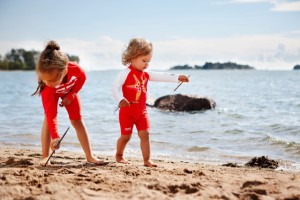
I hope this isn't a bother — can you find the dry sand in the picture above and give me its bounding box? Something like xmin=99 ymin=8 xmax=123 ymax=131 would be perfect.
xmin=0 ymin=148 xmax=299 ymax=200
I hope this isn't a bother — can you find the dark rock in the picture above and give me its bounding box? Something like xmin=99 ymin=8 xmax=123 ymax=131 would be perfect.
xmin=150 ymin=94 xmax=216 ymax=112
xmin=293 ymin=64 xmax=300 ymax=70
xmin=245 ymin=156 xmax=278 ymax=169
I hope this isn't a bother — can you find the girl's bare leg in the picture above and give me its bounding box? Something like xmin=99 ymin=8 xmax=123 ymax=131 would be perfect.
xmin=115 ymin=134 xmax=131 ymax=164
xmin=40 ymin=116 xmax=51 ymax=165
xmin=138 ymin=130 xmax=157 ymax=167
xmin=71 ymin=119 xmax=107 ymax=164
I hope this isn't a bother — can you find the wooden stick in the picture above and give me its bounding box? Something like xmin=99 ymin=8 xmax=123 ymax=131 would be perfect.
xmin=174 ymin=75 xmax=190 ymax=92
xmin=44 ymin=126 xmax=70 ymax=166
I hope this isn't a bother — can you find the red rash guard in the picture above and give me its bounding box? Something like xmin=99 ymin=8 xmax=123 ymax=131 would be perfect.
xmin=113 ymin=65 xmax=179 ymax=134
xmin=41 ymin=62 xmax=86 ymax=139
xmin=122 ymin=65 xmax=149 ymax=106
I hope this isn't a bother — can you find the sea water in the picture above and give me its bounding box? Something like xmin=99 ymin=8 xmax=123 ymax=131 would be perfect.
xmin=0 ymin=70 xmax=299 ymax=170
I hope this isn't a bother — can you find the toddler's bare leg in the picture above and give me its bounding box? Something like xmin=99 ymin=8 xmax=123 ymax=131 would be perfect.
xmin=116 ymin=134 xmax=131 ymax=164
xmin=138 ymin=130 xmax=157 ymax=167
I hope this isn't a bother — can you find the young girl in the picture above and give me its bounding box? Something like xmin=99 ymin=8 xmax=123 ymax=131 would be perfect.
xmin=112 ymin=38 xmax=189 ymax=167
xmin=32 ymin=40 xmax=107 ymax=166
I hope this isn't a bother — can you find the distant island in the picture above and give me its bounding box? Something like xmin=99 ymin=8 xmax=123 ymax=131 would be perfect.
xmin=0 ymin=48 xmax=79 ymax=71
xmin=293 ymin=65 xmax=300 ymax=70
xmin=171 ymin=62 xmax=255 ymax=70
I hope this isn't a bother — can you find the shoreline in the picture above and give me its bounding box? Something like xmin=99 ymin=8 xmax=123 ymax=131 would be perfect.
xmin=1 ymin=147 xmax=300 ymax=199
xmin=2 ymin=143 xmax=300 ymax=173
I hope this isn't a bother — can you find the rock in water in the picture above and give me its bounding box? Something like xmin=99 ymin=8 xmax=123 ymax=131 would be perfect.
xmin=152 ymin=94 xmax=216 ymax=112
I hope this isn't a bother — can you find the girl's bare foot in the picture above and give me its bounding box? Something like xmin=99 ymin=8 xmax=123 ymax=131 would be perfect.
xmin=144 ymin=160 xmax=157 ymax=167
xmin=115 ymin=154 xmax=129 ymax=164
xmin=40 ymin=157 xmax=51 ymax=166
xmin=87 ymin=155 xmax=109 ymax=166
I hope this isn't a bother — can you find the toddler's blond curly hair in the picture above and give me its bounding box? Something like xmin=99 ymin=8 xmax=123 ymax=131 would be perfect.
xmin=122 ymin=38 xmax=153 ymax=66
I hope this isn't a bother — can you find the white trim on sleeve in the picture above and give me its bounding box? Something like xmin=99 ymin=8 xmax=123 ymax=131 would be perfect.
xmin=112 ymin=68 xmax=130 ymax=103
xmin=147 ymin=71 xmax=179 ymax=83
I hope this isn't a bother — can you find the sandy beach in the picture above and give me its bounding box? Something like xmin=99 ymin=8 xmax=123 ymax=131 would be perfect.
xmin=0 ymin=148 xmax=299 ymax=200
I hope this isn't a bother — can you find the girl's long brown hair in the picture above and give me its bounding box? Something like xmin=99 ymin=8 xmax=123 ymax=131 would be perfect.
xmin=31 ymin=80 xmax=46 ymax=96
xmin=31 ymin=40 xmax=68 ymax=96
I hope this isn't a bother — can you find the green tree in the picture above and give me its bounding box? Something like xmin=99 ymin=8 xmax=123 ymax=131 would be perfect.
xmin=23 ymin=50 xmax=39 ymax=70
xmin=7 ymin=49 xmax=25 ymax=70
xmin=0 ymin=49 xmax=80 ymax=70
xmin=67 ymin=54 xmax=80 ymax=63
xmin=0 ymin=55 xmax=9 ymax=70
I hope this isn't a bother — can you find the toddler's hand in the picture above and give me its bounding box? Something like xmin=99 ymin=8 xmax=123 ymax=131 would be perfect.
xmin=119 ymin=99 xmax=130 ymax=107
xmin=51 ymin=138 xmax=61 ymax=150
xmin=178 ymin=75 xmax=189 ymax=82
xmin=59 ymin=96 xmax=71 ymax=107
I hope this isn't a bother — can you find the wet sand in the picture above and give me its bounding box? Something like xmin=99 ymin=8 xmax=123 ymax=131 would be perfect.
xmin=0 ymin=148 xmax=299 ymax=200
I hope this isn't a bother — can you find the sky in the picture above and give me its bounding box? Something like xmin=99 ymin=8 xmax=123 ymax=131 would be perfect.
xmin=0 ymin=0 xmax=300 ymax=70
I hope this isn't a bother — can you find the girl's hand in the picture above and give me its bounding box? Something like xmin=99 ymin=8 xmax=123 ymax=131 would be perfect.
xmin=51 ymin=138 xmax=61 ymax=150
xmin=119 ymin=99 xmax=130 ymax=107
xmin=59 ymin=96 xmax=71 ymax=107
xmin=178 ymin=75 xmax=189 ymax=82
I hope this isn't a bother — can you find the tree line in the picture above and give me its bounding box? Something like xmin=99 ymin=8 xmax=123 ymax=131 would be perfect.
xmin=171 ymin=62 xmax=255 ymax=70
xmin=0 ymin=49 xmax=80 ymax=70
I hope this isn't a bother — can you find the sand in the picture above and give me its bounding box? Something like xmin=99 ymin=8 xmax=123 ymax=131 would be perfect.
xmin=0 ymin=148 xmax=299 ymax=200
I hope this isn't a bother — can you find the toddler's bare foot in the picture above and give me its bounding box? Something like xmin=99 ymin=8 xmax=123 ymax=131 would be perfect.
xmin=40 ymin=157 xmax=51 ymax=166
xmin=115 ymin=154 xmax=129 ymax=164
xmin=144 ymin=160 xmax=157 ymax=167
xmin=87 ymin=156 xmax=109 ymax=166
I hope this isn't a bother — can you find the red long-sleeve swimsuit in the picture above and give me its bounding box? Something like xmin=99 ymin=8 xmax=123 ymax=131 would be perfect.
xmin=41 ymin=62 xmax=86 ymax=139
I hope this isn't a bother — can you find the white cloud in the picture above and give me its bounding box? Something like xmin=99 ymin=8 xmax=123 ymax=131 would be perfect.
xmin=152 ymin=32 xmax=300 ymax=70
xmin=1 ymin=32 xmax=300 ymax=71
xmin=272 ymin=1 xmax=300 ymax=11
xmin=0 ymin=37 xmax=125 ymax=71
xmin=218 ymin=0 xmax=300 ymax=12
xmin=59 ymin=37 xmax=124 ymax=70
